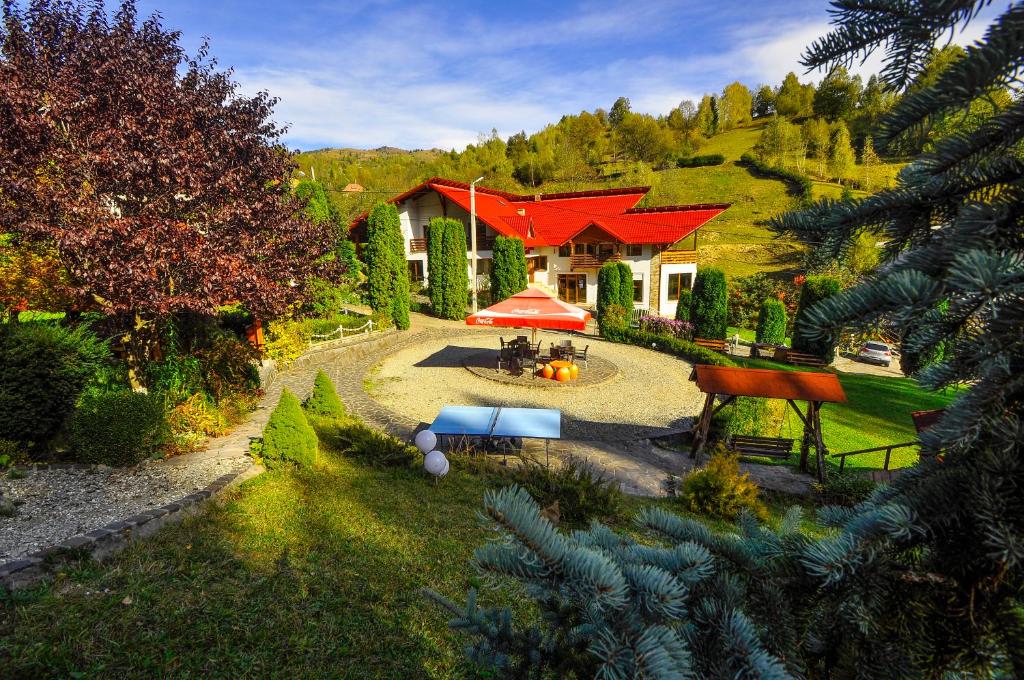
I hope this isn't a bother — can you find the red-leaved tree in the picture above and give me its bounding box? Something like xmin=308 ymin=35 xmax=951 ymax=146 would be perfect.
xmin=0 ymin=0 xmax=335 ymax=383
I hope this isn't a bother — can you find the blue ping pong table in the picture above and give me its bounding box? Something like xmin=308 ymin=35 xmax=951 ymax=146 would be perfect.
xmin=428 ymin=406 xmax=561 ymax=465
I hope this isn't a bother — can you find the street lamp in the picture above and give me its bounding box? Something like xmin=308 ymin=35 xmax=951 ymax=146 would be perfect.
xmin=470 ymin=175 xmax=485 ymax=313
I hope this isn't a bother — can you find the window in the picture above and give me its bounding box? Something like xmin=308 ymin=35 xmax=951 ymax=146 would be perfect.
xmin=573 ymin=243 xmax=596 ymax=256
xmin=667 ymin=272 xmax=692 ymax=301
xmin=557 ymin=274 xmax=587 ymax=304
xmin=633 ymin=276 xmax=644 ymax=303
xmin=626 ymin=244 xmax=643 ymax=257
xmin=598 ymin=243 xmax=615 ymax=257
xmin=535 ymin=256 xmax=548 ymax=271
xmin=558 ymin=244 xmax=571 ymax=257
xmin=408 ymin=260 xmax=424 ymax=283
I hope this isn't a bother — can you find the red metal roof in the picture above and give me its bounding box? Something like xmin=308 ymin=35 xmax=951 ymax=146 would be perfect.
xmin=692 ymin=365 xmax=847 ymax=403
xmin=349 ymin=177 xmax=730 ymax=246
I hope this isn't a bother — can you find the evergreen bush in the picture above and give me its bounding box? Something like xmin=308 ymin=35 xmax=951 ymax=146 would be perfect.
xmin=615 ymin=261 xmax=633 ymax=311
xmin=691 ymin=267 xmax=728 ymax=340
xmin=755 ymin=298 xmax=788 ymax=345
xmin=597 ymin=303 xmax=628 ymax=339
xmin=0 ymin=322 xmax=112 ymax=448
xmin=674 ymin=287 xmax=692 ymax=321
xmin=313 ymin=418 xmax=418 ymax=467
xmin=679 ymin=444 xmax=768 ymax=520
xmin=596 ymin=262 xmax=620 ymax=320
xmin=489 ymin=235 xmax=527 ymax=304
xmin=303 ymin=370 xmax=345 ymax=418
xmin=739 ymin=152 xmax=814 ymax=205
xmin=791 ymin=275 xmax=841 ymax=361
xmin=814 ymin=470 xmax=876 ymax=507
xmin=427 ymin=217 xmax=469 ymax=319
xmin=427 ymin=216 xmax=445 ymax=312
xmin=503 ymin=456 xmax=622 ymax=526
xmin=602 ymin=326 xmax=733 ymax=367
xmin=364 ymin=202 xmax=409 ymax=330
xmin=261 ymin=388 xmax=317 ymax=469
xmin=676 ymin=153 xmax=725 ymax=168
xmin=69 ymin=391 xmax=167 ymax=466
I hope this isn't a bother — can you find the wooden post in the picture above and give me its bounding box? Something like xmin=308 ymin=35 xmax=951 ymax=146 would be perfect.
xmin=799 ymin=400 xmax=813 ymax=473
xmin=690 ymin=392 xmax=716 ymax=461
xmin=812 ymin=401 xmax=827 ymax=483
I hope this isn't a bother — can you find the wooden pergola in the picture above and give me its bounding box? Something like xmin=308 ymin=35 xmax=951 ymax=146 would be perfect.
xmin=689 ymin=365 xmax=847 ymax=482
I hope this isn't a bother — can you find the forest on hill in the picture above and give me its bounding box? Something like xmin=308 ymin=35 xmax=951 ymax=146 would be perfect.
xmin=295 ymin=44 xmax=1011 ymax=279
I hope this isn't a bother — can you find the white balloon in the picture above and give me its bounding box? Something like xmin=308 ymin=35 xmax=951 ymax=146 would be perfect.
xmin=424 ymin=450 xmax=447 ymax=476
xmin=414 ymin=429 xmax=437 ymax=454
xmin=439 ymin=459 xmax=450 ymax=477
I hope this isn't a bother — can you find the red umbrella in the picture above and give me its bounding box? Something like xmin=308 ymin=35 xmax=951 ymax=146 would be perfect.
xmin=466 ymin=288 xmax=591 ymax=341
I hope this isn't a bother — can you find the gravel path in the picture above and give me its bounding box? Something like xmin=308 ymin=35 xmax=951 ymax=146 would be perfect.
xmin=368 ymin=331 xmax=705 ymax=440
xmin=0 ymin=455 xmax=251 ymax=560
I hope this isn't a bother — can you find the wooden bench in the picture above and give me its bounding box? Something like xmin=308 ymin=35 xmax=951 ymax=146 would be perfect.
xmin=786 ymin=351 xmax=827 ymax=368
xmin=728 ymin=435 xmax=795 ymax=459
xmin=694 ymin=337 xmax=728 ymax=354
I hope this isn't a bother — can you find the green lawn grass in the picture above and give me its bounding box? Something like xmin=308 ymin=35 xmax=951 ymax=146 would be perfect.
xmin=737 ymin=357 xmax=957 ymax=469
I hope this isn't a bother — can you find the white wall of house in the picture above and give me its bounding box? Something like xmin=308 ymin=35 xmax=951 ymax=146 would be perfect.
xmin=397 ymin=193 xmax=496 ymax=286
xmin=658 ymin=262 xmax=698 ymax=318
xmin=622 ymin=245 xmax=652 ymax=309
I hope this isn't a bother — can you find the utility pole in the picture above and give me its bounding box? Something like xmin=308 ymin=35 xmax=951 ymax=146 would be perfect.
xmin=470 ymin=175 xmax=484 ymax=313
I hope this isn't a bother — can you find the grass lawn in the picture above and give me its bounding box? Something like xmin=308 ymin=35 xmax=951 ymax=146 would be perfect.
xmin=737 ymin=357 xmax=957 ymax=469
xmin=1 ymin=436 xmax=821 ymax=677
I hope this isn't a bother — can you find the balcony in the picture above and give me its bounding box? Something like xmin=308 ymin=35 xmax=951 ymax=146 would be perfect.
xmin=570 ymin=252 xmax=621 ymax=270
xmin=660 ymin=249 xmax=697 ymax=264
xmin=409 ymin=238 xmax=427 ymax=253
xmin=409 ymin=237 xmax=495 ymax=254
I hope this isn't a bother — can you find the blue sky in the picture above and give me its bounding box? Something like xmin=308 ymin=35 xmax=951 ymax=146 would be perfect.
xmin=134 ymin=0 xmax=997 ymax=151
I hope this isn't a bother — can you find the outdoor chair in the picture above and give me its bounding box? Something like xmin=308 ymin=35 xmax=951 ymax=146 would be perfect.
xmin=576 ymin=345 xmax=590 ymax=368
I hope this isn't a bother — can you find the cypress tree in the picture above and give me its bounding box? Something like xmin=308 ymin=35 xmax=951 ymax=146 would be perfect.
xmin=755 ymin=298 xmax=787 ymax=345
xmin=674 ymin=287 xmax=693 ymax=322
xmin=364 ymin=202 xmax=409 ymax=329
xmin=262 ymin=388 xmax=317 ymax=469
xmin=427 ymin=216 xmax=445 ymax=313
xmin=490 ymin=235 xmax=527 ymax=303
xmin=691 ymin=267 xmax=727 ymax=340
xmin=596 ymin=262 xmax=620 ymax=319
xmin=439 ymin=218 xmax=468 ymax=319
xmin=303 ymin=370 xmax=345 ymax=418
xmin=791 ymin=275 xmax=840 ymax=361
xmin=616 ymin=261 xmax=633 ymax=310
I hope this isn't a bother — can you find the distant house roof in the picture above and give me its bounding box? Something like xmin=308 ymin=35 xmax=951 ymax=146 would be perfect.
xmin=342 ymin=183 xmax=365 ymax=192
xmin=349 ymin=177 xmax=729 ymax=246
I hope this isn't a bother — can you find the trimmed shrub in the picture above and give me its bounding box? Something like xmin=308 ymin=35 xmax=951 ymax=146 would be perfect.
xmin=755 ymin=298 xmax=788 ymax=345
xmin=440 ymin=218 xmax=469 ymax=319
xmin=596 ymin=262 xmax=620 ymax=320
xmin=602 ymin=326 xmax=734 ymax=367
xmin=639 ymin=316 xmax=693 ymax=339
xmin=679 ymin=444 xmax=767 ymax=520
xmin=691 ymin=267 xmax=728 ymax=340
xmin=676 ymin=153 xmax=725 ymax=168
xmin=792 ymin=275 xmax=842 ymax=362
xmin=814 ymin=470 xmax=877 ymax=507
xmin=314 ymin=418 xmax=418 ymax=467
xmin=674 ymin=287 xmax=693 ymax=322
xmin=503 ymin=456 xmax=623 ymax=526
xmin=427 ymin=216 xmax=446 ymax=312
xmin=0 ymin=322 xmax=112 ymax=448
xmin=262 ymin=388 xmax=317 ymax=469
xmin=365 ymin=202 xmax=410 ymax=330
xmin=490 ymin=235 xmax=528 ymax=304
xmin=615 ymin=262 xmax=634 ymax=311
xmin=69 ymin=391 xmax=167 ymax=466
xmin=598 ymin=303 xmax=628 ymax=339
xmin=264 ymin=318 xmax=313 ymax=369
xmin=304 ymin=370 xmax=345 ymax=418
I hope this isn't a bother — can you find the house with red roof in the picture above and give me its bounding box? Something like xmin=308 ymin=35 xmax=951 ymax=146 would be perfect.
xmin=349 ymin=177 xmax=729 ymax=317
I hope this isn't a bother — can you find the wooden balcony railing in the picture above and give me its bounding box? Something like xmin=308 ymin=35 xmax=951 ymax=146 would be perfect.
xmin=570 ymin=253 xmax=621 ymax=270
xmin=409 ymin=238 xmax=427 ymax=253
xmin=660 ymin=249 xmax=697 ymax=264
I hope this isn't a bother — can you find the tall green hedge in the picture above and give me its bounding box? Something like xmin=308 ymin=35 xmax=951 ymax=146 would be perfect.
xmin=792 ymin=275 xmax=841 ymax=361
xmin=616 ymin=262 xmax=633 ymax=310
xmin=755 ymin=298 xmax=788 ymax=345
xmin=490 ymin=235 xmax=527 ymax=303
xmin=364 ymin=202 xmax=409 ymax=330
xmin=597 ymin=262 xmax=620 ymax=319
xmin=675 ymin=288 xmax=693 ymax=322
xmin=427 ymin=217 xmax=468 ymax=319
xmin=262 ymin=388 xmax=317 ymax=469
xmin=691 ymin=267 xmax=728 ymax=340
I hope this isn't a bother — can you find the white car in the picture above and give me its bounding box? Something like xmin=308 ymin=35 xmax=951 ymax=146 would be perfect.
xmin=858 ymin=341 xmax=893 ymax=367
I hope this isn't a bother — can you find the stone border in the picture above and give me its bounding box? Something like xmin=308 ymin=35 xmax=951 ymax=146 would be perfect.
xmin=0 ymin=463 xmax=263 ymax=591
xmin=462 ymin=351 xmax=620 ymax=389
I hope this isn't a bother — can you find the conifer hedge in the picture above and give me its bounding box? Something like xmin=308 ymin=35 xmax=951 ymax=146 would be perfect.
xmin=791 ymin=275 xmax=840 ymax=361
xmin=303 ymin=370 xmax=345 ymax=418
xmin=615 ymin=262 xmax=633 ymax=310
xmin=596 ymin=262 xmax=620 ymax=319
xmin=675 ymin=288 xmax=693 ymax=322
xmin=691 ymin=267 xmax=728 ymax=340
xmin=489 ymin=235 xmax=527 ymax=303
xmin=755 ymin=298 xmax=788 ymax=345
xmin=262 ymin=388 xmax=317 ymax=469
xmin=364 ymin=202 xmax=410 ymax=330
xmin=427 ymin=217 xmax=468 ymax=319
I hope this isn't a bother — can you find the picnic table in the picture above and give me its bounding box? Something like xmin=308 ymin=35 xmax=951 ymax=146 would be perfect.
xmin=428 ymin=406 xmax=561 ymax=464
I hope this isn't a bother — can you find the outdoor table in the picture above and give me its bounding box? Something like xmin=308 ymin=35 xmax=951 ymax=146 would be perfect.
xmin=428 ymin=406 xmax=561 ymax=465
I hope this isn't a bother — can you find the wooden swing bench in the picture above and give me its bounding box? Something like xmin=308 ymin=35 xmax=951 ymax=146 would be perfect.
xmin=786 ymin=351 xmax=827 ymax=368
xmin=728 ymin=435 xmax=794 ymax=460
xmin=694 ymin=337 xmax=729 ymax=354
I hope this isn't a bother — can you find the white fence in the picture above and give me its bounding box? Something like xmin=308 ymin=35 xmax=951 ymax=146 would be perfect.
xmin=311 ymin=318 xmax=375 ymax=343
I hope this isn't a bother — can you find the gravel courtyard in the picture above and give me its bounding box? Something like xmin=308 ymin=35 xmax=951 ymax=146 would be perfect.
xmin=367 ymin=332 xmax=706 ymax=441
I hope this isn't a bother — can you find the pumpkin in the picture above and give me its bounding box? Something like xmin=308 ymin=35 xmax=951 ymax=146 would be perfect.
xmin=569 ymin=364 xmax=580 ymax=380
xmin=555 ymin=366 xmax=572 ymax=382
xmin=542 ymin=364 xmax=555 ymax=379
